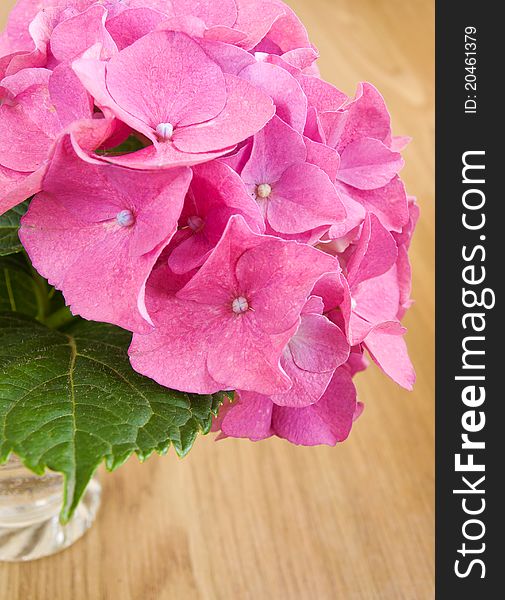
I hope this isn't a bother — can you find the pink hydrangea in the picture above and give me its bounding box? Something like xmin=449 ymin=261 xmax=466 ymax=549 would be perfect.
xmin=2 ymin=0 xmax=418 ymax=448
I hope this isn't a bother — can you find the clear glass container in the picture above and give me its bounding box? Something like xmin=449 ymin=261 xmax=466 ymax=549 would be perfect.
xmin=0 ymin=455 xmax=101 ymax=562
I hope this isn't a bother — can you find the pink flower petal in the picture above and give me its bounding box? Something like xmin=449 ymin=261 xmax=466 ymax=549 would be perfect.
xmin=242 ymin=115 xmax=306 ymax=185
xmin=0 ymin=68 xmax=57 ymax=172
xmin=96 ymin=142 xmax=232 ymax=170
xmin=390 ymin=135 xmax=412 ymax=152
xmin=258 ymin=0 xmax=310 ymax=53
xmin=336 ymin=176 xmax=409 ymax=232
xmin=0 ymin=63 xmax=102 ymax=176
xmin=278 ymin=47 xmax=318 ymax=72
xmin=1 ymin=7 xmax=60 ymax=78
xmin=272 ymin=367 xmax=358 ymax=446
xmin=321 ymin=82 xmax=392 ymax=152
xmin=155 ymin=15 xmax=208 ymax=38
xmin=129 ymin=284 xmax=225 ymax=394
xmin=298 ymin=74 xmax=347 ymax=113
xmin=0 ymin=0 xmax=63 ymax=53
xmin=303 ymin=105 xmax=325 ymax=143
xmin=168 ymin=160 xmax=263 ymax=273
xmin=48 ymin=62 xmax=93 ymax=127
xmin=50 ymin=4 xmax=117 ymax=63
xmin=221 ymin=391 xmax=273 ymax=441
xmin=364 ymin=322 xmax=416 ymax=390
xmin=130 ymin=215 xmax=337 ymax=395
xmin=289 ymin=313 xmax=349 ymax=372
xmin=267 ymin=162 xmax=345 ymax=234
xmin=196 ymin=38 xmax=256 ymax=75
xmin=337 ymin=137 xmax=404 ymax=190
xmin=206 ymin=0 xmax=285 ymax=50
xmin=352 ymin=266 xmax=401 ymax=327
xmin=328 ymin=192 xmax=365 ymax=241
xmin=239 ymin=61 xmax=307 ymax=132
xmin=172 ymin=0 xmax=237 ymax=28
xmin=311 ymin=271 xmax=346 ymax=313
xmin=219 ymin=139 xmax=253 ymax=172
xmin=105 ymin=30 xmax=226 ymax=130
xmin=396 ymin=245 xmax=413 ymax=318
xmin=106 ymin=7 xmax=166 ymax=50
xmin=271 ymin=311 xmax=349 ymax=407
xmin=304 ymin=135 xmax=340 ymax=181
xmin=19 ymin=136 xmax=191 ymax=332
xmin=0 ymin=164 xmax=45 ymax=215
xmin=346 ymin=213 xmax=398 ymax=288
xmin=172 ymin=74 xmax=275 ymax=153
xmin=72 ymin=51 xmax=154 ymax=140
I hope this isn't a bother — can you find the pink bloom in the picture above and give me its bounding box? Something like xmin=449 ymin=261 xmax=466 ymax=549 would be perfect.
xmin=254 ymin=0 xmax=311 ymax=55
xmin=1 ymin=2 xmax=123 ymax=77
xmin=333 ymin=176 xmax=409 ymax=235
xmin=261 ymin=46 xmax=319 ymax=74
xmin=336 ymin=137 xmax=404 ymax=190
xmin=50 ymin=4 xmax=117 ymax=64
xmin=300 ymin=74 xmax=347 ymax=117
xmin=0 ymin=7 xmax=59 ymax=78
xmin=1 ymin=0 xmax=417 ymax=447
xmin=303 ymin=135 xmax=340 ymax=181
xmin=341 ymin=213 xmax=399 ymax=343
xmin=105 ymin=7 xmax=168 ymax=51
xmin=363 ymin=321 xmax=415 ymax=390
xmin=339 ymin=213 xmax=415 ymax=389
xmin=204 ymin=0 xmax=286 ymax=50
xmin=103 ymin=0 xmax=305 ymax=55
xmin=239 ymin=61 xmax=307 ymax=132
xmin=0 ymin=164 xmax=44 ymax=215
xmin=171 ymin=0 xmax=239 ymax=29
xmin=240 ymin=115 xmax=345 ymax=235
xmin=19 ymin=136 xmax=191 ymax=332
xmin=0 ymin=1 xmax=62 ymax=56
xmin=393 ymin=196 xmax=419 ymax=319
xmin=216 ymin=366 xmax=358 ymax=446
xmin=129 ymin=215 xmax=338 ymax=395
xmin=270 ymin=296 xmax=350 ymax=407
xmin=168 ymin=160 xmax=263 ymax=274
xmin=320 ymin=82 xmax=393 ymax=152
xmin=312 ymin=83 xmax=410 ymax=234
xmin=73 ymin=30 xmax=275 ymax=168
xmin=0 ymin=64 xmax=114 ymax=215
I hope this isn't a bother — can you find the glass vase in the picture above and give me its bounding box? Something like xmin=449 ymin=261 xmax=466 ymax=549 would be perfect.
xmin=0 ymin=455 xmax=101 ymax=562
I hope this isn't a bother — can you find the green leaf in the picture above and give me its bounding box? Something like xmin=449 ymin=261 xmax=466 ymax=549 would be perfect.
xmin=0 ymin=255 xmax=39 ymax=317
xmin=95 ymin=134 xmax=148 ymax=157
xmin=0 ymin=200 xmax=30 ymax=256
xmin=0 ymin=254 xmax=67 ymax=322
xmin=0 ymin=314 xmax=223 ymax=522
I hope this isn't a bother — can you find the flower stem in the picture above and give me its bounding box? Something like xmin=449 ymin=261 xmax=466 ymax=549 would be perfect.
xmin=25 ymin=259 xmax=50 ymax=322
xmin=44 ymin=306 xmax=77 ymax=330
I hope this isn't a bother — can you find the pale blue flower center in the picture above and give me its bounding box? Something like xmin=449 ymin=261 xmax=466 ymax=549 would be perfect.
xmin=116 ymin=209 xmax=135 ymax=227
xmin=232 ymin=296 xmax=249 ymax=314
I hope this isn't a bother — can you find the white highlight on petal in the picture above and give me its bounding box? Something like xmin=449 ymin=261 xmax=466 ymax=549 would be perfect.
xmin=116 ymin=209 xmax=135 ymax=227
xmin=232 ymin=296 xmax=249 ymax=314
xmin=187 ymin=215 xmax=204 ymax=232
xmin=156 ymin=122 xmax=174 ymax=141
xmin=350 ymin=297 xmax=357 ymax=311
xmin=256 ymin=183 xmax=272 ymax=199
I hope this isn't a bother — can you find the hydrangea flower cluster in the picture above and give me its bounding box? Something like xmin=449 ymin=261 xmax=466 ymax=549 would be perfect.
xmin=1 ymin=0 xmax=418 ymax=447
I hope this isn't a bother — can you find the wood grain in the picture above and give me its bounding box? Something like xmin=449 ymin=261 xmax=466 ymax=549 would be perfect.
xmin=0 ymin=0 xmax=435 ymax=598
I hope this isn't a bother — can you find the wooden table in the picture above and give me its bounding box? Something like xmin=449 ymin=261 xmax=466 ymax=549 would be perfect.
xmin=0 ymin=1 xmax=435 ymax=598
